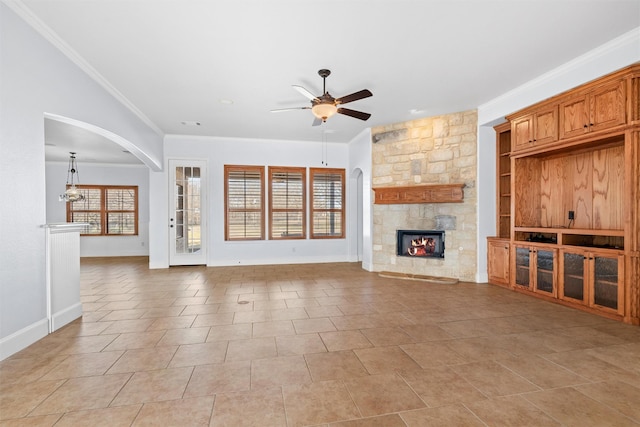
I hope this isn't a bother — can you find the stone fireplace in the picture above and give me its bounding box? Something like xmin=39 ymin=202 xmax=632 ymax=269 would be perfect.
xmin=371 ymin=110 xmax=477 ymax=281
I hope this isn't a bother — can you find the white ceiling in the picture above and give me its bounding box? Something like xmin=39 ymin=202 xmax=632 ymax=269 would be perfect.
xmin=11 ymin=0 xmax=640 ymax=164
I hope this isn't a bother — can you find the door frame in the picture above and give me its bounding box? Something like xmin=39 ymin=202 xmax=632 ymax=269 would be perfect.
xmin=168 ymin=158 xmax=208 ymax=266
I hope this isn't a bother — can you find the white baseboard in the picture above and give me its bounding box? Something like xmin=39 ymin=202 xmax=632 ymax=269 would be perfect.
xmin=51 ymin=302 xmax=83 ymax=333
xmin=476 ymin=272 xmax=489 ymax=283
xmin=0 ymin=319 xmax=49 ymax=361
xmin=207 ymin=255 xmax=352 ymax=267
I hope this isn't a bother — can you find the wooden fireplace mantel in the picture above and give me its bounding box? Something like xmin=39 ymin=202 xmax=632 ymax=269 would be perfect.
xmin=373 ymin=183 xmax=465 ymax=204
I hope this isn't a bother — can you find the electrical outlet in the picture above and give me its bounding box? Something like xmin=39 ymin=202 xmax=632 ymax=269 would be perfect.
xmin=568 ymin=211 xmax=575 ymax=220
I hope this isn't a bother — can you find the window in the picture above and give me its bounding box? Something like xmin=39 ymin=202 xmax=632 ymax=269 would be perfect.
xmin=67 ymin=185 xmax=138 ymax=236
xmin=225 ymin=165 xmax=265 ymax=240
xmin=269 ymin=167 xmax=306 ymax=239
xmin=310 ymin=168 xmax=345 ymax=238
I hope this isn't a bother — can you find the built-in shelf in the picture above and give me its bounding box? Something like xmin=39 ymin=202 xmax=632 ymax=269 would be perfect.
xmin=513 ymin=227 xmax=625 ymax=250
xmin=514 ymin=227 xmax=624 ymax=236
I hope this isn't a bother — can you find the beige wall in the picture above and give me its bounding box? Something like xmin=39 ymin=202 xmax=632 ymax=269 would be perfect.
xmin=371 ymin=110 xmax=477 ymax=281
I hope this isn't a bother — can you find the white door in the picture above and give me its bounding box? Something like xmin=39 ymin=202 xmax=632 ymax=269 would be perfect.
xmin=169 ymin=160 xmax=207 ymax=265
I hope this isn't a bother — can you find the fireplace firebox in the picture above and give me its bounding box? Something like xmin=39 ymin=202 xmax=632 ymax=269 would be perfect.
xmin=397 ymin=230 xmax=445 ymax=258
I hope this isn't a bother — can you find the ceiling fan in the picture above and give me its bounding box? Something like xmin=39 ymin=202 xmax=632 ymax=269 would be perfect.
xmin=271 ymin=69 xmax=372 ymax=126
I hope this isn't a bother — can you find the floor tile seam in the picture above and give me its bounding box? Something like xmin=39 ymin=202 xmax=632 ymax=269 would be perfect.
xmin=178 ymin=364 xmax=203 ymax=407
xmin=456 ymin=402 xmax=492 ymax=427
xmin=33 ymin=373 xmax=121 ymax=417
xmin=570 ymin=380 xmax=640 ymax=424
xmin=105 ymin=399 xmax=144 ymax=425
xmin=3 ymin=411 xmax=65 ymax=425
xmin=536 ymin=349 xmax=627 ymax=381
xmin=93 ymin=295 xmax=138 ymax=304
xmin=1 ymin=378 xmax=69 ymax=419
xmin=144 ymin=309 xmax=194 ymax=323
xmin=582 ymin=343 xmax=640 ymax=368
xmin=30 ymin=354 xmax=84 ymax=385
xmin=105 ymin=346 xmax=178 ymax=375
xmin=108 ymin=366 xmax=193 ymax=407
xmin=525 ymin=352 xmax=597 ymax=384
xmin=441 ymin=362 xmax=506 ymax=402
xmin=484 ymin=359 xmax=549 ymax=394
xmin=396 ymin=340 xmax=470 ymax=368
xmin=395 ymin=370 xmax=442 ymax=412
xmin=518 ymin=385 xmax=639 ymax=426
xmin=331 ymin=411 xmax=411 ymax=427
xmin=332 ymin=377 xmax=366 ymax=422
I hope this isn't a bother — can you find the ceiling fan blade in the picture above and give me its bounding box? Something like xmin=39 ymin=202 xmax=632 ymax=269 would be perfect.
xmin=292 ymin=85 xmax=318 ymax=101
xmin=271 ymin=107 xmax=310 ymax=113
xmin=336 ymin=89 xmax=372 ymax=105
xmin=312 ymin=117 xmax=322 ymax=126
xmin=338 ymin=108 xmax=371 ymax=121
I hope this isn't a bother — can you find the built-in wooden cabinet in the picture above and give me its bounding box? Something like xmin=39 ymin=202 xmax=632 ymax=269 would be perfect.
xmin=512 ymin=105 xmax=558 ymax=151
xmin=487 ymin=63 xmax=640 ymax=326
xmin=487 ymin=237 xmax=509 ymax=286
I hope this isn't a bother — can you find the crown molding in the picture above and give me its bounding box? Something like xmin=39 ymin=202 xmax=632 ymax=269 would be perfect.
xmin=479 ymin=26 xmax=640 ymax=124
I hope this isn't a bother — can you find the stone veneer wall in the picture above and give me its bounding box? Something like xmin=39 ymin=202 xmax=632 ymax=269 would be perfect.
xmin=371 ymin=110 xmax=477 ymax=281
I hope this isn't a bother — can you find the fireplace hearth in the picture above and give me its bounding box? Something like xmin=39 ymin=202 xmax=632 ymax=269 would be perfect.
xmin=397 ymin=230 xmax=445 ymax=258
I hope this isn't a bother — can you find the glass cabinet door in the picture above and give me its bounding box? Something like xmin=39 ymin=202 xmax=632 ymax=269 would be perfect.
xmin=562 ymin=251 xmax=585 ymax=303
xmin=535 ymin=249 xmax=555 ymax=295
xmin=593 ymin=256 xmax=619 ymax=310
xmin=514 ymin=246 xmax=531 ymax=289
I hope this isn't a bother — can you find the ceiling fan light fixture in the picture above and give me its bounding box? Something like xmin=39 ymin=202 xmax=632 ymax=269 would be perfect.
xmin=312 ymin=103 xmax=337 ymax=122
xmin=274 ymin=69 xmax=371 ymax=124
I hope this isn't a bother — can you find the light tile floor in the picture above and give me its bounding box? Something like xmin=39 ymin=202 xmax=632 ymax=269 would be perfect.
xmin=2 ymin=257 xmax=640 ymax=426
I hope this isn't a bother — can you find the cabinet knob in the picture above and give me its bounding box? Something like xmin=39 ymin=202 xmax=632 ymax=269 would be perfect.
xmin=583 ymin=124 xmax=588 ymax=129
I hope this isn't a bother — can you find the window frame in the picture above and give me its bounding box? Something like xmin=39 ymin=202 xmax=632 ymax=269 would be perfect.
xmin=268 ymin=166 xmax=306 ymax=240
xmin=310 ymin=167 xmax=346 ymax=239
xmin=224 ymin=165 xmax=265 ymax=241
xmin=66 ymin=185 xmax=138 ymax=236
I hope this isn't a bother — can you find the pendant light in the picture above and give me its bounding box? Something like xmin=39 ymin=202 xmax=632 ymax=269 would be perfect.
xmin=59 ymin=152 xmax=85 ymax=202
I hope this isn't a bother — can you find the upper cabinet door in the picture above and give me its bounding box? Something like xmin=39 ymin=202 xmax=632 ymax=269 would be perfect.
xmin=533 ymin=106 xmax=558 ymax=145
xmin=512 ymin=115 xmax=534 ymax=151
xmin=559 ymin=95 xmax=589 ymax=139
xmin=590 ymin=80 xmax=626 ymax=132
